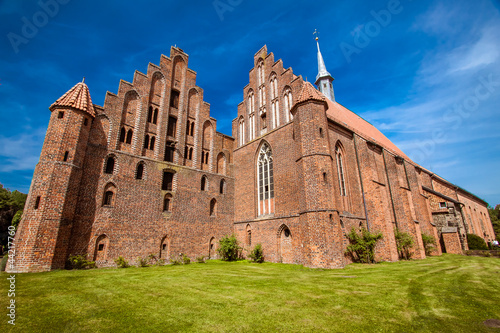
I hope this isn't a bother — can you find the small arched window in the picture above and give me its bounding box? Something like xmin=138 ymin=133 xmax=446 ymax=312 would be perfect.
xmin=186 ymin=120 xmax=191 ymax=134
xmin=144 ymin=135 xmax=150 ymax=149
xmin=119 ymin=127 xmax=126 ymax=143
xmin=189 ymin=147 xmax=193 ymax=160
xmin=126 ymin=129 xmax=133 ymax=144
xmin=136 ymin=163 xmax=144 ymax=180
xmin=205 ymin=152 xmax=209 ymax=164
xmin=104 ymin=156 xmax=115 ymax=174
xmin=220 ymin=179 xmax=225 ymax=194
xmin=190 ymin=122 xmax=194 ymax=136
xmin=210 ymin=198 xmax=217 ymax=216
xmin=201 ymin=176 xmax=207 ymax=191
xmin=246 ymin=224 xmax=252 ymax=246
xmin=163 ymin=193 xmax=172 ymax=212
xmin=63 ymin=151 xmax=69 ymax=162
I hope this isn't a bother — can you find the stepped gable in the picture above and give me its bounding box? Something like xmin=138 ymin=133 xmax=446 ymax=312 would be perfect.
xmin=49 ymin=81 xmax=95 ymax=117
xmin=325 ymin=98 xmax=409 ymax=160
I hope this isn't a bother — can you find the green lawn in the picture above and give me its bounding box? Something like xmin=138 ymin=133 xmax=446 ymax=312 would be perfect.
xmin=1 ymin=254 xmax=500 ymax=332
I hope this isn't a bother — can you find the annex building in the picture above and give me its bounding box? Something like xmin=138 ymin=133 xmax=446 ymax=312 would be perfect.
xmin=8 ymin=40 xmax=495 ymax=272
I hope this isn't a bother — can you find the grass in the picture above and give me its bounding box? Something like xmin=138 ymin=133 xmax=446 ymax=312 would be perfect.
xmin=1 ymin=254 xmax=500 ymax=332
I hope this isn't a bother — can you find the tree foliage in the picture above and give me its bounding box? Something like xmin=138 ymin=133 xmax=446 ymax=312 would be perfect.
xmin=345 ymin=227 xmax=383 ymax=263
xmin=467 ymin=233 xmax=488 ymax=250
xmin=0 ymin=183 xmax=27 ymax=252
xmin=488 ymin=204 xmax=500 ymax=241
xmin=395 ymin=230 xmax=414 ymax=260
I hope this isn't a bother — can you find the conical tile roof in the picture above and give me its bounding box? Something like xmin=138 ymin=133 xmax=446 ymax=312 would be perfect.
xmin=49 ymin=81 xmax=95 ymax=117
xmin=295 ymin=81 xmax=326 ymax=104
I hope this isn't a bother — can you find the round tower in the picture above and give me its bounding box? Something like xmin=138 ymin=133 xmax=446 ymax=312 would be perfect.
xmin=7 ymin=81 xmax=95 ymax=272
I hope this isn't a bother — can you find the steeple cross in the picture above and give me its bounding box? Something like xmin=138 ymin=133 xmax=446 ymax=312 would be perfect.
xmin=313 ymin=29 xmax=319 ymax=41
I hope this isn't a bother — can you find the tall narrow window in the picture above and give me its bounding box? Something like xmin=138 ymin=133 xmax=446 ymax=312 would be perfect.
xmin=144 ymin=135 xmax=149 ymax=149
xmin=119 ymin=127 xmax=126 ymax=143
xmin=186 ymin=121 xmax=191 ymax=134
xmin=163 ymin=193 xmax=172 ymax=212
xmin=239 ymin=117 xmax=245 ymax=146
xmin=126 ymin=129 xmax=133 ymax=144
xmin=34 ymin=196 xmax=41 ymax=210
xmin=153 ymin=108 xmax=158 ymax=124
xmin=147 ymin=106 xmax=153 ymax=123
xmin=170 ymin=89 xmax=180 ymax=108
xmin=63 ymin=151 xmax=69 ymax=162
xmin=162 ymin=171 xmax=174 ymax=191
xmin=205 ymin=152 xmax=209 ymax=164
xmin=257 ymin=142 xmax=274 ymax=216
xmin=201 ymin=176 xmax=207 ymax=191
xmin=210 ymin=198 xmax=217 ymax=216
xmin=335 ymin=145 xmax=346 ymax=196
xmin=283 ymin=88 xmax=293 ymax=122
xmin=167 ymin=116 xmax=177 ymax=137
xmin=189 ymin=147 xmax=193 ymax=160
xmin=105 ymin=156 xmax=115 ymax=174
xmin=164 ymin=143 xmax=175 ymax=162
xmin=150 ymin=136 xmax=155 ymax=150
xmin=220 ymin=179 xmax=225 ymax=194
xmin=136 ymin=163 xmax=144 ymax=180
xmin=190 ymin=122 xmax=194 ymax=136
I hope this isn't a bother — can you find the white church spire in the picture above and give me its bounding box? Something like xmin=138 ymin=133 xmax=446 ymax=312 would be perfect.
xmin=313 ymin=30 xmax=335 ymax=101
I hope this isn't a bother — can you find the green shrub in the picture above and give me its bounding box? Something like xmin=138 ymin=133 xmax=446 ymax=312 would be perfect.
xmin=137 ymin=257 xmax=149 ymax=267
xmin=467 ymin=234 xmax=488 ymax=250
xmin=217 ymin=234 xmax=242 ymax=261
xmin=248 ymin=244 xmax=264 ymax=263
xmin=196 ymin=256 xmax=206 ymax=263
xmin=156 ymin=259 xmax=166 ymax=266
xmin=182 ymin=254 xmax=191 ymax=265
xmin=170 ymin=258 xmax=181 ymax=265
xmin=345 ymin=227 xmax=383 ymax=263
xmin=67 ymin=254 xmax=96 ymax=270
xmin=395 ymin=230 xmax=414 ymax=260
xmin=421 ymin=233 xmax=437 ymax=256
xmin=114 ymin=256 xmax=130 ymax=268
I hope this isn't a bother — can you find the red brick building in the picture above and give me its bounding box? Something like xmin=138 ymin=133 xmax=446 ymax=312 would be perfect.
xmin=8 ymin=43 xmax=495 ymax=272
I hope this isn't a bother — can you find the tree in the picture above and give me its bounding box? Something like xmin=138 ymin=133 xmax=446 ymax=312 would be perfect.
xmin=217 ymin=235 xmax=241 ymax=261
xmin=0 ymin=184 xmax=27 ymax=252
xmin=488 ymin=205 xmax=500 ymax=241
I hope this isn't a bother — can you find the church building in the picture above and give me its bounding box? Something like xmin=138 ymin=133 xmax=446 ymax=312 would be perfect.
xmin=8 ymin=39 xmax=495 ymax=272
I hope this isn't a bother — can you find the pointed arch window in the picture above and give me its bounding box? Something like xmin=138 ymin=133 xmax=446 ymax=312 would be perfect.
xmin=119 ymin=127 xmax=126 ymax=143
xmin=239 ymin=117 xmax=245 ymax=146
xmin=126 ymin=129 xmax=133 ymax=144
xmin=335 ymin=145 xmax=347 ymax=196
xmin=144 ymin=135 xmax=150 ymax=149
xmin=210 ymin=198 xmax=217 ymax=216
xmin=163 ymin=193 xmax=172 ymax=212
xmin=136 ymin=163 xmax=144 ymax=180
xmin=201 ymin=176 xmax=207 ymax=191
xmin=150 ymin=136 xmax=155 ymax=150
xmin=220 ymin=179 xmax=226 ymax=194
xmin=147 ymin=106 xmax=153 ymax=123
xmin=283 ymin=88 xmax=293 ymax=122
xmin=153 ymin=108 xmax=158 ymax=124
xmin=257 ymin=142 xmax=274 ymax=216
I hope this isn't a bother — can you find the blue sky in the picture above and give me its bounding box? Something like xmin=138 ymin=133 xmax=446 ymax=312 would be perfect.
xmin=0 ymin=0 xmax=499 ymax=206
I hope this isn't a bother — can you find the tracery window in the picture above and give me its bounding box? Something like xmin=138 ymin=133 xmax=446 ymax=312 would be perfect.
xmin=257 ymin=142 xmax=274 ymax=216
xmin=283 ymin=88 xmax=293 ymax=122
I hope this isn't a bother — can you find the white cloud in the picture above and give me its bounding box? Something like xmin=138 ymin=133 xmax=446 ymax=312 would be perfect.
xmin=0 ymin=128 xmax=45 ymax=172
